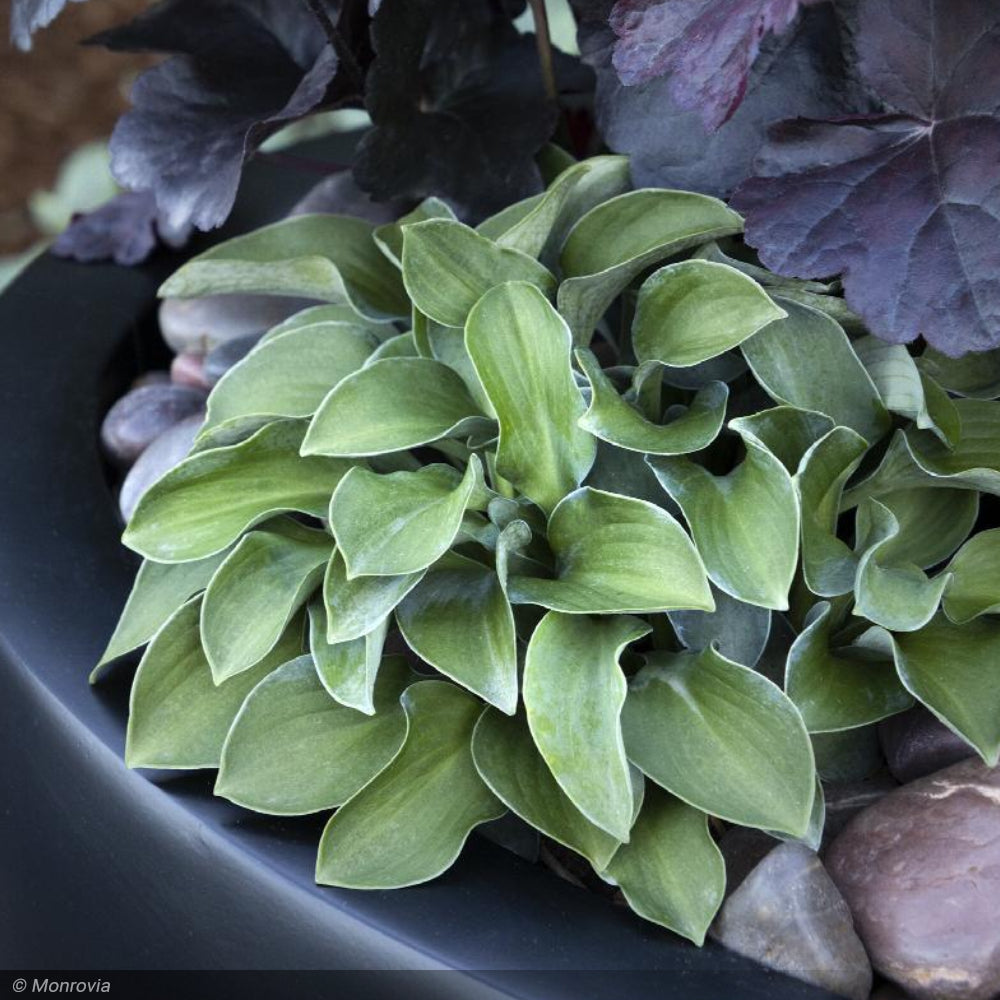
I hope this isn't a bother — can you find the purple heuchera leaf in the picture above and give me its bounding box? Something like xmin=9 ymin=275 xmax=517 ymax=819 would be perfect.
xmin=9 ymin=0 xmax=88 ymax=50
xmin=575 ymin=0 xmax=863 ymax=198
xmin=52 ymin=192 xmax=193 ymax=266
xmin=608 ymin=0 xmax=822 ymax=130
xmin=354 ymin=0 xmax=580 ymax=219
xmin=91 ymin=0 xmax=340 ymax=232
xmin=733 ymin=0 xmax=1000 ymax=356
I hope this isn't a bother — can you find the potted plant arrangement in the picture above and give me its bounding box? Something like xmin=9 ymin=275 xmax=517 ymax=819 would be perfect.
xmin=3 ymin=1 xmax=1000 ymax=999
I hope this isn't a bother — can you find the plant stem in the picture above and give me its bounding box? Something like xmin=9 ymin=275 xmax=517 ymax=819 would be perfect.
xmin=528 ymin=0 xmax=559 ymax=103
xmin=300 ymin=0 xmax=364 ymax=89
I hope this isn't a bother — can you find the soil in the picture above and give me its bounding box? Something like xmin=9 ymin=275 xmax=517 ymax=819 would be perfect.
xmin=0 ymin=0 xmax=150 ymax=254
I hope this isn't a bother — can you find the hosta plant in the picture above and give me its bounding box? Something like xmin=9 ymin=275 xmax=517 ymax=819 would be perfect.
xmin=98 ymin=154 xmax=1000 ymax=945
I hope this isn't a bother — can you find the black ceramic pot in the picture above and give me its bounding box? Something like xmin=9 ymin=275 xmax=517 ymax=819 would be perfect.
xmin=0 ymin=137 xmax=836 ymax=999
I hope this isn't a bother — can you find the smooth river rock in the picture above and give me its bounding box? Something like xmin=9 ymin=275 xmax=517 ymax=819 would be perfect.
xmin=100 ymin=384 xmax=207 ymax=465
xmin=119 ymin=412 xmax=203 ymax=521
xmin=712 ymin=842 xmax=873 ymax=1000
xmin=159 ymin=294 xmax=315 ymax=353
xmin=204 ymin=332 xmax=262 ymax=384
xmin=879 ymin=705 xmax=976 ymax=784
xmin=826 ymin=757 xmax=1000 ymax=1000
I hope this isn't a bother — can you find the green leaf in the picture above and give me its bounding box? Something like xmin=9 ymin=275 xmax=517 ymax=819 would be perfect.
xmin=203 ymin=322 xmax=379 ymax=430
xmin=558 ymin=190 xmax=743 ymax=345
xmin=741 ymin=298 xmax=890 ymax=443
xmin=604 ymin=787 xmax=724 ymax=945
xmin=159 ymin=215 xmax=409 ymax=321
xmin=322 ymin=550 xmax=424 ymax=645
xmin=648 ymin=421 xmax=800 ymax=610
xmin=373 ymin=197 xmax=456 ymax=268
xmin=94 ymin=551 xmax=228 ymax=675
xmin=877 ymin=489 xmax=980 ymax=570
xmin=301 ymin=358 xmax=486 ymax=457
xmin=123 ymin=420 xmax=354 ymax=562
xmin=190 ymin=415 xmax=277 ymax=454
xmin=853 ymin=335 xmax=959 ymax=446
xmin=466 ymin=282 xmax=597 ymax=513
xmin=785 ymin=602 xmax=912 ymax=733
xmin=890 ymin=615 xmax=1000 ymax=766
xmin=308 ymin=600 xmax=388 ymax=715
xmin=315 ymin=680 xmax=504 ymax=888
xmin=842 ymin=403 xmax=1000 ymax=507
xmin=396 ymin=552 xmax=517 ymax=714
xmin=425 ymin=321 xmax=496 ymax=419
xmin=262 ymin=303 xmax=384 ymax=343
xmin=918 ymin=346 xmax=1000 ymax=399
xmin=584 ymin=438 xmax=670 ymax=507
xmin=491 ymin=155 xmax=632 ymax=264
xmin=943 ymin=529 xmax=1000 ymax=623
xmin=125 ymin=598 xmax=302 ymax=769
xmin=668 ymin=584 xmax=771 ymax=668
xmin=632 ymin=260 xmax=786 ymax=367
xmin=201 ymin=519 xmax=332 ymax=683
xmin=215 ymin=654 xmax=410 ymax=815
xmin=523 ymin=611 xmax=651 ymax=841
xmin=576 ymin=350 xmax=728 ymax=456
xmin=328 ymin=458 xmax=483 ymax=577
xmin=401 ymin=219 xmax=556 ymax=328
xmin=730 ymin=406 xmax=835 ymax=476
xmin=796 ymin=427 xmax=868 ymax=597
xmin=366 ymin=330 xmax=418 ymax=363
xmin=471 ymin=708 xmax=627 ymax=869
xmin=508 ymin=487 xmax=713 ymax=614
xmin=622 ymin=646 xmax=815 ymax=837
xmin=853 ymin=499 xmax=950 ymax=632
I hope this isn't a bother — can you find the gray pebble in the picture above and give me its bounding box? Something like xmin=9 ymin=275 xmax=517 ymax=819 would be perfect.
xmin=879 ymin=706 xmax=976 ymax=784
xmin=101 ymin=384 xmax=206 ymax=465
xmin=119 ymin=413 xmax=203 ymax=521
xmin=712 ymin=842 xmax=873 ymax=1000
xmin=158 ymin=294 xmax=315 ymax=354
xmin=204 ymin=332 xmax=263 ymax=384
